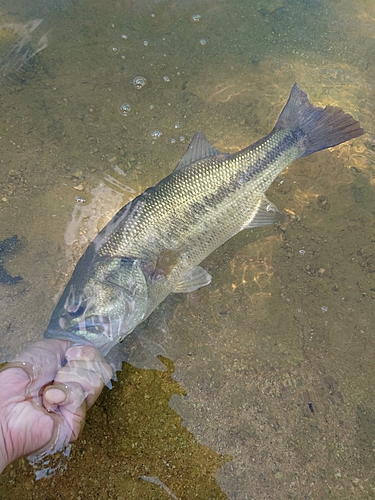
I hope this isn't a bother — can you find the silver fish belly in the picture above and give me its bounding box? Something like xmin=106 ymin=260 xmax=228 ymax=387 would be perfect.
xmin=44 ymin=83 xmax=364 ymax=355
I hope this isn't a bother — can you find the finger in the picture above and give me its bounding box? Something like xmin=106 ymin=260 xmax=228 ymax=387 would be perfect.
xmin=27 ymin=410 xmax=72 ymax=465
xmin=43 ymin=383 xmax=71 ymax=411
xmin=43 ymin=382 xmax=87 ymax=443
xmin=58 ymin=345 xmax=113 ymax=409
xmin=48 ymin=345 xmax=112 ymax=412
xmin=56 ymin=382 xmax=87 ymax=442
xmin=3 ymin=339 xmax=72 ymax=400
xmin=34 ymin=382 xmax=86 ymax=463
xmin=54 ymin=366 xmax=105 ymax=409
xmin=65 ymin=344 xmax=102 ymax=362
xmin=44 ymin=363 xmax=105 ymax=411
xmin=41 ymin=344 xmax=113 ymax=449
xmin=65 ymin=345 xmax=113 ymax=387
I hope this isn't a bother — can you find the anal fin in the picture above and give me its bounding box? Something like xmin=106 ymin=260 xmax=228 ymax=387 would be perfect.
xmin=242 ymin=195 xmax=286 ymax=230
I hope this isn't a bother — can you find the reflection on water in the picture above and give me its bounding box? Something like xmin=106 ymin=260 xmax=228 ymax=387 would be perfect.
xmin=0 ymin=19 xmax=49 ymax=81
xmin=1 ymin=0 xmax=375 ymax=498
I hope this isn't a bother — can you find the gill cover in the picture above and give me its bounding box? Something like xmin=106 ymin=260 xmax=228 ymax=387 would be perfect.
xmin=45 ymin=258 xmax=148 ymax=356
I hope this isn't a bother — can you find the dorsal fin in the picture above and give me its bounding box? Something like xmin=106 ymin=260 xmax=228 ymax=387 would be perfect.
xmin=174 ymin=132 xmax=222 ymax=172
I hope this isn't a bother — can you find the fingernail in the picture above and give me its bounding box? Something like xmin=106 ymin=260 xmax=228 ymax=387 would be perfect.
xmin=45 ymin=386 xmax=67 ymax=405
xmin=66 ymin=345 xmax=94 ymax=361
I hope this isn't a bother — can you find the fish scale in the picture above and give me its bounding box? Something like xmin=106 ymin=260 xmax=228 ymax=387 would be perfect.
xmin=45 ymin=84 xmax=364 ymax=355
xmin=100 ymin=131 xmax=297 ymax=280
xmin=103 ymin=132 xmax=293 ymax=264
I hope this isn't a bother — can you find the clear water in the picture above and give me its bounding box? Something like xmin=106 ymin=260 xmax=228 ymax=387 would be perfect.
xmin=0 ymin=0 xmax=375 ymax=498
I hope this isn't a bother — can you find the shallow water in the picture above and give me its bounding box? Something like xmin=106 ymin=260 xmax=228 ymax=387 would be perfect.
xmin=1 ymin=0 xmax=375 ymax=498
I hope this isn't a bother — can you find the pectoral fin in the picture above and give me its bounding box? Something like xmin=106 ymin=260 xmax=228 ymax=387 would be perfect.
xmin=173 ymin=266 xmax=212 ymax=293
xmin=242 ymin=195 xmax=286 ymax=229
xmin=153 ymin=246 xmax=187 ymax=280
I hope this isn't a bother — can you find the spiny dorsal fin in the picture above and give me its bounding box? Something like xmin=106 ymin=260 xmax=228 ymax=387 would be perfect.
xmin=174 ymin=132 xmax=223 ymax=172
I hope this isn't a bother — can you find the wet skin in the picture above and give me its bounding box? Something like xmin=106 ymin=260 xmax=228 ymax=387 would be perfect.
xmin=0 ymin=339 xmax=112 ymax=474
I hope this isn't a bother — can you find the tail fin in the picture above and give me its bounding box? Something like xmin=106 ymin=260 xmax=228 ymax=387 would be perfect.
xmin=273 ymin=83 xmax=364 ymax=157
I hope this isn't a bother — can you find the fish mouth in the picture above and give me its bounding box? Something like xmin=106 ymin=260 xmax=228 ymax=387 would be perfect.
xmin=44 ymin=327 xmax=94 ymax=346
xmin=44 ymin=325 xmax=119 ymax=356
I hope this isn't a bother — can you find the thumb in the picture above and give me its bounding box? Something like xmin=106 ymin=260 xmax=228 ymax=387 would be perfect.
xmin=43 ymin=382 xmax=87 ymax=442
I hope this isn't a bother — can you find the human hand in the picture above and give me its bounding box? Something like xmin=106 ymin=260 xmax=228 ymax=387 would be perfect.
xmin=0 ymin=339 xmax=113 ymax=475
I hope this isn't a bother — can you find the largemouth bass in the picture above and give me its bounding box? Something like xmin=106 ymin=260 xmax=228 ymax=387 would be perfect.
xmin=44 ymin=84 xmax=364 ymax=355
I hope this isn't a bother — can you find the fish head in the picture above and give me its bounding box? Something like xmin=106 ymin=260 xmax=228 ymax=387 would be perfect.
xmin=45 ymin=257 xmax=148 ymax=355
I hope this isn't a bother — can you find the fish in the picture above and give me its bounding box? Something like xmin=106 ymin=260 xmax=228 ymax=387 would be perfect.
xmin=44 ymin=83 xmax=364 ymax=355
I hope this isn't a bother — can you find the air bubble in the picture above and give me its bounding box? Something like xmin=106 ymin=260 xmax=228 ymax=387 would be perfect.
xmin=299 ymin=249 xmax=306 ymax=256
xmin=119 ymin=103 xmax=131 ymax=116
xmin=171 ymin=138 xmax=176 ymax=144
xmin=149 ymin=104 xmax=155 ymax=110
xmin=150 ymin=130 xmax=162 ymax=139
xmin=143 ymin=40 xmax=149 ymax=47
xmin=75 ymin=196 xmax=86 ymax=204
xmin=199 ymin=38 xmax=207 ymax=46
xmin=191 ymin=14 xmax=201 ymax=22
xmin=111 ymin=46 xmax=119 ymax=54
xmin=179 ymin=136 xmax=185 ymax=142
xmin=132 ymin=76 xmax=147 ymax=89
xmin=163 ymin=76 xmax=170 ymax=82
xmin=321 ymin=306 xmax=328 ymax=313
xmin=174 ymin=123 xmax=180 ymax=129
xmin=121 ymin=34 xmax=128 ymax=40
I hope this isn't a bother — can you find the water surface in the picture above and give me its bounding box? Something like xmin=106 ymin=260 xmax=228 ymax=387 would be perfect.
xmin=0 ymin=0 xmax=375 ymax=498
